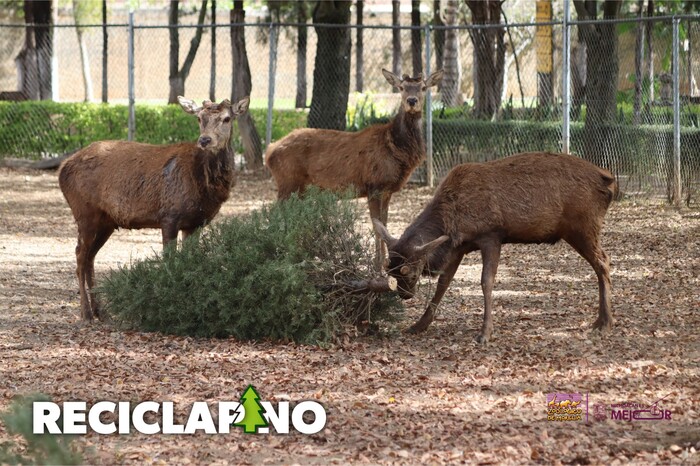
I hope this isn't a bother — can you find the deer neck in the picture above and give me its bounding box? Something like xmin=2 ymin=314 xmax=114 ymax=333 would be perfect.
xmin=195 ymin=142 xmax=235 ymax=193
xmin=389 ymin=108 xmax=424 ymax=154
xmin=401 ymin=200 xmax=452 ymax=273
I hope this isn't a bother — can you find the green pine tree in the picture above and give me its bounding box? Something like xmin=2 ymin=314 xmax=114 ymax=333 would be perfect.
xmin=234 ymin=385 xmax=269 ymax=434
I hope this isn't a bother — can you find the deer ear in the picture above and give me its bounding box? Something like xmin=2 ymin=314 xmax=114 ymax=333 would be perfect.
xmin=424 ymin=69 xmax=444 ymax=88
xmin=232 ymin=96 xmax=250 ymax=115
xmin=177 ymin=96 xmax=202 ymax=115
xmin=372 ymin=218 xmax=397 ymax=247
xmin=414 ymin=235 xmax=449 ymax=256
xmin=382 ymin=68 xmax=402 ymax=88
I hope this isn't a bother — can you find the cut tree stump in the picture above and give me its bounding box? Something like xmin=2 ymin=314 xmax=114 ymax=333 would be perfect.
xmin=342 ymin=276 xmax=398 ymax=293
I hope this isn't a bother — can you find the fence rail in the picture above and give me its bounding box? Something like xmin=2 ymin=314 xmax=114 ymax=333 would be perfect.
xmin=0 ymin=15 xmax=698 ymax=204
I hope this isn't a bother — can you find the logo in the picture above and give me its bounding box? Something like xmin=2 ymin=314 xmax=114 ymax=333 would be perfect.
xmin=233 ymin=385 xmax=269 ymax=434
xmin=592 ymin=402 xmax=608 ymax=422
xmin=546 ymin=393 xmax=587 ymax=422
xmin=596 ymin=394 xmax=672 ymax=422
xmin=32 ymin=385 xmax=326 ymax=435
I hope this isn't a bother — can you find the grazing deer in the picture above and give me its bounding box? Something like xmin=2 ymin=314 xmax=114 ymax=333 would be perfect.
xmin=373 ymin=152 xmax=617 ymax=344
xmin=265 ymin=68 xmax=443 ymax=267
xmin=59 ymin=96 xmax=249 ymax=320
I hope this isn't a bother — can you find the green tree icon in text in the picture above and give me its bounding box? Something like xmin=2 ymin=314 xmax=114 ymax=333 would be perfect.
xmin=234 ymin=385 xmax=269 ymax=434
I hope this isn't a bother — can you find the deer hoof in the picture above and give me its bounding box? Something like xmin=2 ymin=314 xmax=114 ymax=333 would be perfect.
xmin=404 ymin=322 xmax=429 ymax=334
xmin=475 ymin=333 xmax=490 ymax=345
xmin=80 ymin=308 xmax=94 ymax=321
xmin=592 ymin=317 xmax=613 ymax=332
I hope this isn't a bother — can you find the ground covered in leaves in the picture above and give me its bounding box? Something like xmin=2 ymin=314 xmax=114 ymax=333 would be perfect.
xmin=0 ymin=168 xmax=699 ymax=465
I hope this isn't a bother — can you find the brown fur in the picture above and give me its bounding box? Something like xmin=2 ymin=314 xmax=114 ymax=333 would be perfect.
xmin=59 ymin=96 xmax=249 ymax=320
xmin=374 ymin=152 xmax=617 ymax=344
xmin=266 ymin=69 xmax=443 ymax=267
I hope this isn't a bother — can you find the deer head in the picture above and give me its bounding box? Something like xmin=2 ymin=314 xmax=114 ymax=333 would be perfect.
xmin=382 ymin=68 xmax=444 ymax=115
xmin=178 ymin=96 xmax=250 ymax=152
xmin=373 ymin=219 xmax=449 ymax=298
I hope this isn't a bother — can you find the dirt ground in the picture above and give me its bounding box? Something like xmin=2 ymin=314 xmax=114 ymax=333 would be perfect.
xmin=0 ymin=167 xmax=699 ymax=465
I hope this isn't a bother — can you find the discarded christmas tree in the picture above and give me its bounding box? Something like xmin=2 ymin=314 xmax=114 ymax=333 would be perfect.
xmin=101 ymin=188 xmax=401 ymax=344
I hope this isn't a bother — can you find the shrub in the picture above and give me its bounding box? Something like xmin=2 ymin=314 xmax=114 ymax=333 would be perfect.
xmin=100 ymin=189 xmax=401 ymax=345
xmin=0 ymin=394 xmax=83 ymax=465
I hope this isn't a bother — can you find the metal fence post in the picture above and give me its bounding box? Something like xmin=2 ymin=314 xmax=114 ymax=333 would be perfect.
xmin=127 ymin=10 xmax=135 ymax=141
xmin=266 ymin=23 xmax=278 ymax=149
xmin=672 ymin=17 xmax=681 ymax=205
xmin=424 ymin=24 xmax=434 ymax=188
xmin=561 ymin=0 xmax=571 ymax=154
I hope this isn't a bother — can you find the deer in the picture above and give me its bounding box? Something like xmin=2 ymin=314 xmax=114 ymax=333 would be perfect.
xmin=58 ymin=96 xmax=249 ymax=321
xmin=373 ymin=151 xmax=618 ymax=344
xmin=265 ymin=68 xmax=443 ymax=267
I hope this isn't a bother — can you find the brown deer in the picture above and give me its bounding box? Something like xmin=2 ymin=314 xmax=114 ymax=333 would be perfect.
xmin=265 ymin=68 xmax=443 ymax=266
xmin=373 ymin=152 xmax=617 ymax=344
xmin=59 ymin=96 xmax=249 ymax=321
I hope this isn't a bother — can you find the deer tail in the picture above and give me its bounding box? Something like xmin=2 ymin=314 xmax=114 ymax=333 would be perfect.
xmin=600 ymin=170 xmax=619 ymax=204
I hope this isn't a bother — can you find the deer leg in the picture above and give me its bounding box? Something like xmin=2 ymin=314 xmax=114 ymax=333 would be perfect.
xmin=565 ymin=233 xmax=614 ymax=333
xmin=181 ymin=228 xmax=197 ymax=243
xmin=379 ymin=193 xmax=392 ymax=268
xmin=75 ymin=224 xmax=101 ymax=321
xmin=74 ymin=234 xmax=92 ymax=321
xmin=276 ymin=181 xmax=305 ymax=201
xmin=380 ymin=192 xmax=391 ymax=226
xmin=476 ymin=241 xmax=502 ymax=344
xmin=406 ymin=253 xmax=463 ymax=334
xmin=161 ymin=221 xmax=179 ymax=249
xmin=368 ymin=195 xmax=384 ymax=272
xmin=85 ymin=227 xmax=114 ymax=319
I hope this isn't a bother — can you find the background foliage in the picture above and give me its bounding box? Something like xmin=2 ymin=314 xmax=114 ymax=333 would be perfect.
xmin=0 ymin=101 xmax=307 ymax=159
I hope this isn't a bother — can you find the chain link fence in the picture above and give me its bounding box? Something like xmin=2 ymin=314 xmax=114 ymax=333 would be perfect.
xmin=0 ymin=14 xmax=698 ymax=204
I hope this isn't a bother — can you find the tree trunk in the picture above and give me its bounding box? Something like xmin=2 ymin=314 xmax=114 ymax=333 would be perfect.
xmin=501 ymin=19 xmax=529 ymax=109
xmin=296 ymin=1 xmax=308 ymax=107
xmin=230 ymin=2 xmax=263 ymax=170
xmin=210 ymin=0 xmax=216 ymax=102
xmin=102 ymin=0 xmax=108 ymax=103
xmin=411 ymin=0 xmax=422 ymax=76
xmin=17 ymin=1 xmax=39 ymax=100
xmin=76 ymin=27 xmax=94 ymax=102
xmin=441 ymin=0 xmax=461 ymax=107
xmin=573 ymin=0 xmax=622 ymax=169
xmin=355 ymin=0 xmax=364 ymax=92
xmin=633 ymin=0 xmax=644 ymax=125
xmin=308 ymin=1 xmax=352 ymax=130
xmin=168 ymin=0 xmax=208 ymax=104
xmin=535 ymin=0 xmax=553 ymax=110
xmin=571 ymin=34 xmax=586 ymax=120
xmin=169 ymin=75 xmax=185 ymax=103
xmin=689 ymin=19 xmax=696 ymax=99
xmin=392 ymin=0 xmax=401 ymax=86
xmin=433 ymin=0 xmax=445 ymax=91
xmin=467 ymin=0 xmax=505 ymax=119
xmin=33 ymin=1 xmax=52 ymax=100
xmin=73 ymin=0 xmax=93 ymax=103
xmin=169 ymin=1 xmax=180 ymax=103
xmin=17 ymin=1 xmax=52 ymax=101
xmin=645 ymin=0 xmax=654 ymax=104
